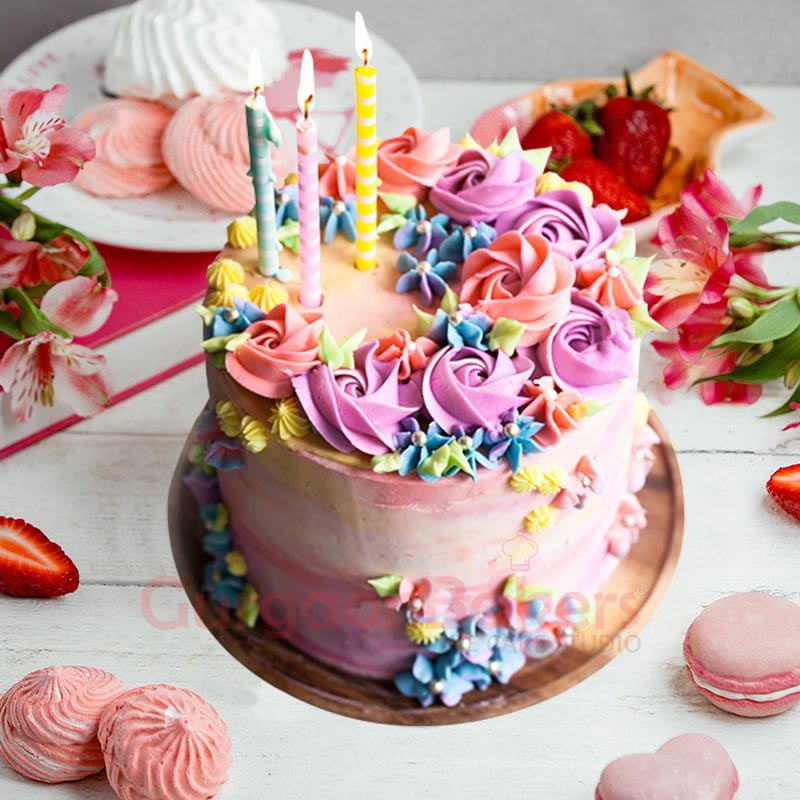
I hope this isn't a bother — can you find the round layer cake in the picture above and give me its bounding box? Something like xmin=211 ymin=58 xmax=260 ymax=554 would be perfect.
xmin=187 ymin=132 xmax=660 ymax=706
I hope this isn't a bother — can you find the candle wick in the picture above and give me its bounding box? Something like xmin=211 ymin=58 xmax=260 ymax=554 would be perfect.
xmin=304 ymin=95 xmax=313 ymax=120
xmin=362 ymin=48 xmax=368 ymax=67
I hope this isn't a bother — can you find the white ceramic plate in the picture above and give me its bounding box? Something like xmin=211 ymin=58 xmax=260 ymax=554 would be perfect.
xmin=0 ymin=1 xmax=423 ymax=252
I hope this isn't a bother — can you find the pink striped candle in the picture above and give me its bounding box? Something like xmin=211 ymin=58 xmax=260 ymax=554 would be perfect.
xmin=296 ymin=50 xmax=322 ymax=309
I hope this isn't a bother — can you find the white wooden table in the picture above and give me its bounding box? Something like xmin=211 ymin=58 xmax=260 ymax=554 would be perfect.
xmin=2 ymin=82 xmax=799 ymax=799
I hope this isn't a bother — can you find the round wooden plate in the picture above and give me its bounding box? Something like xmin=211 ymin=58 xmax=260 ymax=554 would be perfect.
xmin=168 ymin=412 xmax=683 ymax=725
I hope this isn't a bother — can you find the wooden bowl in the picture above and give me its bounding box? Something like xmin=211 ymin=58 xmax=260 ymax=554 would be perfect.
xmin=169 ymin=413 xmax=684 ymax=725
xmin=470 ymin=50 xmax=774 ymax=240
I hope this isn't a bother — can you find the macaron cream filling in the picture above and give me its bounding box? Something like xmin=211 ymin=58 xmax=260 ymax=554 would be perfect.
xmin=690 ymin=669 xmax=800 ymax=703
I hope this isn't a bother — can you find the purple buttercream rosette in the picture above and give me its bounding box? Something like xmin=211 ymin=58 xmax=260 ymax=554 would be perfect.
xmin=421 ymin=346 xmax=534 ymax=434
xmin=495 ymin=189 xmax=625 ymax=272
xmin=292 ymin=343 xmax=423 ymax=455
xmin=429 ymin=150 xmax=538 ymax=225
xmin=535 ymin=291 xmax=636 ymax=401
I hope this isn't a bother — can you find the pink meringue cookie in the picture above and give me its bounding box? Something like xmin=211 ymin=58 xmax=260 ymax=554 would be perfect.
xmin=162 ymin=93 xmax=292 ymax=213
xmin=72 ymin=99 xmax=174 ymax=198
xmin=98 ymin=684 xmax=232 ymax=800
xmin=0 ymin=666 xmax=126 ymax=783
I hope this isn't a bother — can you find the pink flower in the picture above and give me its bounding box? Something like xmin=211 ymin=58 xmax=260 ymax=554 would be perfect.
xmin=0 ymin=234 xmax=89 ymax=289
xmin=0 ymin=331 xmax=112 ymax=421
xmin=0 ymin=85 xmax=95 ymax=186
xmin=678 ymin=168 xmax=761 ymax=221
xmin=578 ymin=258 xmax=643 ymax=310
xmin=459 ymin=231 xmax=575 ymax=346
xmin=374 ymin=329 xmax=437 ymax=380
xmin=519 ymin=376 xmax=581 ymax=447
xmin=40 ymin=275 xmax=117 ymax=336
xmin=318 ymin=151 xmax=356 ymax=201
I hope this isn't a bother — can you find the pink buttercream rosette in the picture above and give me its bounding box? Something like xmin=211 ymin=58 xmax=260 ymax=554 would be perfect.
xmin=519 ymin=376 xmax=581 ymax=447
xmin=98 ymin=684 xmax=231 ymax=800
xmin=226 ymin=304 xmax=324 ymax=399
xmin=0 ymin=666 xmax=126 ymax=784
xmin=374 ymin=330 xmax=437 ymax=380
xmin=460 ymin=231 xmax=576 ymax=346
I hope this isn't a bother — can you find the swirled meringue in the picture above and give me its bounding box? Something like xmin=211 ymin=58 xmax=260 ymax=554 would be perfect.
xmin=0 ymin=666 xmax=126 ymax=783
xmin=104 ymin=0 xmax=287 ymax=102
xmin=72 ymin=99 xmax=174 ymax=198
xmin=98 ymin=684 xmax=232 ymax=800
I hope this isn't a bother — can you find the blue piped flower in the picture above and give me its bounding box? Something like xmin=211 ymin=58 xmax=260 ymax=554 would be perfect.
xmin=451 ymin=426 xmax=496 ymax=479
xmin=426 ymin=615 xmax=495 ymax=664
xmin=427 ymin=305 xmax=490 ymax=350
xmin=393 ymin=206 xmax=449 ymax=256
xmin=394 ymin=652 xmax=476 ymax=708
xmin=396 ymin=248 xmax=457 ymax=307
xmin=274 ymin=183 xmax=299 ymax=227
xmin=202 ymin=529 xmax=232 ymax=560
xmin=486 ymin=412 xmax=544 ymax=473
xmin=393 ymin=419 xmax=454 ymax=482
xmin=439 ymin=222 xmax=496 ymax=263
xmin=204 ymin=438 xmax=245 ymax=472
xmin=320 ymin=195 xmax=357 ymax=243
xmin=487 ymin=640 xmax=526 ymax=684
xmin=203 ymin=561 xmax=244 ymax=609
xmin=206 ymin=297 xmax=265 ymax=339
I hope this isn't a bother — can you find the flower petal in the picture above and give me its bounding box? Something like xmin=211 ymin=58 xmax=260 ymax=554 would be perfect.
xmin=40 ymin=276 xmax=118 ymax=336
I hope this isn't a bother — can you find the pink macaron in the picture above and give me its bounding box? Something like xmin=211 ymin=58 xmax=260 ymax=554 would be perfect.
xmin=98 ymin=684 xmax=232 ymax=800
xmin=73 ymin=99 xmax=174 ymax=198
xmin=0 ymin=666 xmax=126 ymax=783
xmin=596 ymin=733 xmax=739 ymax=800
xmin=684 ymin=591 xmax=800 ymax=718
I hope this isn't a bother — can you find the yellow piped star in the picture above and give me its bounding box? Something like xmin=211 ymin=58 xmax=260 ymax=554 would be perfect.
xmin=215 ymin=399 xmax=242 ymax=438
xmin=249 ymin=281 xmax=289 ymax=313
xmin=207 ymin=258 xmax=245 ymax=289
xmin=208 ymin=283 xmax=249 ymax=308
xmin=268 ymin=397 xmax=310 ymax=440
xmin=240 ymin=415 xmax=269 ymax=453
xmin=525 ymin=504 xmax=557 ymax=535
xmin=405 ymin=620 xmax=445 ymax=646
xmin=226 ymin=216 xmax=258 ymax=249
xmin=536 ymin=172 xmax=594 ymax=206
xmin=225 ymin=550 xmax=248 ymax=577
xmin=537 ymin=466 xmax=568 ymax=497
xmin=510 ymin=465 xmax=543 ymax=493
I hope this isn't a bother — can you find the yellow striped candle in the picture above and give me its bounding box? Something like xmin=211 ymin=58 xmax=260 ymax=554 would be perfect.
xmin=353 ymin=11 xmax=377 ymax=271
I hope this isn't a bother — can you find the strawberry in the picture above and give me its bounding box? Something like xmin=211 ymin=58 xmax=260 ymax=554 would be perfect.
xmin=521 ymin=102 xmax=601 ymax=164
xmin=596 ymin=70 xmax=671 ymax=195
xmin=0 ymin=516 xmax=79 ymax=597
xmin=559 ymin=157 xmax=650 ymax=222
xmin=767 ymin=465 xmax=800 ymax=522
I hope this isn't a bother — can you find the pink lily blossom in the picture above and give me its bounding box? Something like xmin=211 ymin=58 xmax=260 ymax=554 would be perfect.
xmin=0 ymin=84 xmax=95 ymax=186
xmin=40 ymin=275 xmax=117 ymax=336
xmin=0 ymin=233 xmax=89 ymax=288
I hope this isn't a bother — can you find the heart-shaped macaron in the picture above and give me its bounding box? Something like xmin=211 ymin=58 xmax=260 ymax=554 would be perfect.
xmin=595 ymin=733 xmax=739 ymax=800
xmin=684 ymin=592 xmax=800 ymax=717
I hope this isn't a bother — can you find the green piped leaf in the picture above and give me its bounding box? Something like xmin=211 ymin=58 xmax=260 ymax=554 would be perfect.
xmin=236 ymin=585 xmax=260 ymax=629
xmin=195 ymin=304 xmax=215 ymax=327
xmin=488 ymin=317 xmax=526 ymax=355
xmin=379 ymin=192 xmax=417 ymax=215
xmin=377 ymin=212 xmax=407 ymax=235
xmin=418 ymin=441 xmax=474 ymax=479
xmin=277 ymin=220 xmax=300 ymax=255
xmin=367 ymin=574 xmax=403 ymax=597
xmin=319 ymin=325 xmax=367 ymax=370
xmin=439 ymin=286 xmax=459 ymax=314
xmin=371 ymin=451 xmax=402 ymax=474
xmin=628 ymin=303 xmax=664 ymax=338
xmin=201 ymin=331 xmax=251 ymax=354
xmin=607 ymin=231 xmax=637 ymax=262
xmin=413 ymin=305 xmax=434 ymax=336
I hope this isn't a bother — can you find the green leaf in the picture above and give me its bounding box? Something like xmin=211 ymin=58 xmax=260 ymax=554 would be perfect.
xmin=488 ymin=317 xmax=526 ymax=355
xmin=439 ymin=286 xmax=459 ymax=314
xmin=418 ymin=444 xmax=451 ymax=479
xmin=0 ymin=310 xmax=23 ymax=340
xmin=318 ymin=325 xmax=367 ymax=370
xmin=763 ymin=382 xmax=800 ymax=417
xmin=3 ymin=287 xmax=68 ymax=337
xmin=607 ymin=231 xmax=636 ymax=262
xmin=371 ymin=451 xmax=402 ymax=474
xmin=413 ymin=305 xmax=434 ymax=335
xmin=277 ymin=220 xmax=300 ymax=255
xmin=711 ymin=297 xmax=800 ymax=347
xmin=730 ymin=201 xmax=800 ymax=231
xmin=201 ymin=332 xmax=251 ymax=353
xmin=628 ymin=303 xmax=664 ymax=338
xmin=366 ymin=574 xmax=403 ymax=598
xmin=379 ymin=192 xmax=417 ymax=215
xmin=376 ymin=212 xmax=406 ymax=235
xmin=195 ymin=304 xmax=215 ymax=327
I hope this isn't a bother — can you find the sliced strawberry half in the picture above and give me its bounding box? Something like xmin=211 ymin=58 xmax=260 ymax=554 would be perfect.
xmin=766 ymin=465 xmax=800 ymax=522
xmin=0 ymin=516 xmax=79 ymax=597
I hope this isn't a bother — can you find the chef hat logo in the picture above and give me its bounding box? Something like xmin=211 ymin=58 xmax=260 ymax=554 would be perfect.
xmin=501 ymin=535 xmax=538 ymax=570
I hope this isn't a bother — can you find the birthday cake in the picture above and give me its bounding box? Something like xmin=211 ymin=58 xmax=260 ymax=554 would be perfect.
xmin=183 ymin=112 xmax=662 ymax=707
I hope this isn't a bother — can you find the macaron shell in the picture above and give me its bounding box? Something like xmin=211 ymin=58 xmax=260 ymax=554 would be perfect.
xmin=596 ymin=733 xmax=739 ymax=800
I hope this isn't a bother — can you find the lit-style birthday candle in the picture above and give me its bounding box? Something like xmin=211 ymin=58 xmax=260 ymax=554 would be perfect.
xmin=246 ymin=50 xmax=284 ymax=279
xmin=296 ymin=49 xmax=322 ymax=308
xmin=353 ymin=11 xmax=378 ymax=271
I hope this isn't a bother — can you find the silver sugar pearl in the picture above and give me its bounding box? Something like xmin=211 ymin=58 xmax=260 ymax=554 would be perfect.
xmin=464 ymin=225 xmax=478 ymax=239
xmin=448 ymin=310 xmax=464 ymax=327
xmin=542 ymin=388 xmax=558 ymax=403
xmin=416 ymin=260 xmax=432 ymax=276
xmin=488 ymin=659 xmax=502 ymax=676
xmin=429 ymin=679 xmax=445 ymax=695
xmin=278 ymin=191 xmax=291 ymax=206
xmin=607 ymin=265 xmax=621 ymax=279
xmin=415 ymin=219 xmax=432 ymax=235
xmin=457 ymin=435 xmax=474 ymax=451
xmin=503 ymin=422 xmax=520 ymax=439
xmin=408 ymin=597 xmax=423 ymax=613
xmin=455 ymin=634 xmax=472 ymax=653
xmin=622 ymin=513 xmax=637 ymax=528
xmin=222 ymin=307 xmax=240 ymax=323
xmin=332 ymin=200 xmax=346 ymax=216
xmin=411 ymin=430 xmax=428 ymax=447
xmin=580 ymin=474 xmax=592 ymax=488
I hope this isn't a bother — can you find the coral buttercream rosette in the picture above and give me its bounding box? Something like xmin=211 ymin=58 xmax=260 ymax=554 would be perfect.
xmin=495 ymin=189 xmax=624 ymax=272
xmin=536 ymin=291 xmax=636 ymax=401
xmin=460 ymin=231 xmax=575 ymax=346
xmin=98 ymin=685 xmax=231 ymax=800
xmin=0 ymin=666 xmax=126 ymax=784
xmin=225 ymin=304 xmax=324 ymax=399
xmin=292 ymin=342 xmax=424 ymax=455
xmin=429 ymin=150 xmax=538 ymax=224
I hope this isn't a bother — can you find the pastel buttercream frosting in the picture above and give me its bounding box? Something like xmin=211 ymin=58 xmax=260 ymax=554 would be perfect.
xmin=98 ymin=684 xmax=231 ymax=800
xmin=0 ymin=666 xmax=126 ymax=783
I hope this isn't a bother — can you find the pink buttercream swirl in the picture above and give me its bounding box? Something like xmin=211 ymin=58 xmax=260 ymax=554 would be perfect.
xmin=429 ymin=150 xmax=538 ymax=224
xmin=520 ymin=376 xmax=581 ymax=447
xmin=629 ymin=422 xmax=660 ymax=492
xmin=459 ymin=231 xmax=576 ymax=346
xmin=318 ymin=150 xmax=356 ymax=200
xmin=421 ymin=345 xmax=533 ymax=434
xmin=535 ymin=291 xmax=636 ymax=401
xmin=292 ymin=342 xmax=423 ymax=455
xmin=0 ymin=666 xmax=126 ymax=784
xmin=377 ymin=126 xmax=462 ymax=200
xmin=578 ymin=258 xmax=643 ymax=310
xmin=225 ymin=304 xmax=324 ymax=399
xmin=495 ymin=189 xmax=624 ymax=271
xmin=374 ymin=330 xmax=437 ymax=380
xmin=98 ymin=684 xmax=231 ymax=800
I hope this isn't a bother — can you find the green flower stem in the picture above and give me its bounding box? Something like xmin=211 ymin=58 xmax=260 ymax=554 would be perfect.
xmin=14 ymin=185 xmax=41 ymax=203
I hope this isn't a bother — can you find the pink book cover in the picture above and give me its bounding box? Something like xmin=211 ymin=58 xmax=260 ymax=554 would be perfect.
xmin=0 ymin=245 xmax=213 ymax=460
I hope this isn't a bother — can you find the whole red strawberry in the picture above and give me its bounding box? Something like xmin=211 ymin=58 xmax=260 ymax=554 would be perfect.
xmin=0 ymin=516 xmax=79 ymax=597
xmin=559 ymin=157 xmax=650 ymax=222
xmin=521 ymin=101 xmax=601 ymax=163
xmin=596 ymin=71 xmax=671 ymax=195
